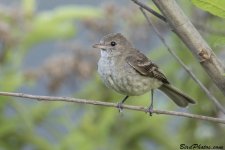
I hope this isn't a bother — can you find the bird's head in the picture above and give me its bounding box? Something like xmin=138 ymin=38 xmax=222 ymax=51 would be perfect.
xmin=93 ymin=33 xmax=133 ymax=57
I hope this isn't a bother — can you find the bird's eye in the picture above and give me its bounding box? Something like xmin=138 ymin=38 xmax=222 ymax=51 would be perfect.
xmin=110 ymin=41 xmax=117 ymax=46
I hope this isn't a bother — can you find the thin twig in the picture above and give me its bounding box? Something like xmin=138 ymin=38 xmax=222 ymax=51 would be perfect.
xmin=0 ymin=91 xmax=225 ymax=124
xmin=139 ymin=7 xmax=225 ymax=114
xmin=131 ymin=0 xmax=166 ymax=22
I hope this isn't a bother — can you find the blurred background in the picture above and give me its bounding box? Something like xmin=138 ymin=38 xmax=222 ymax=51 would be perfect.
xmin=0 ymin=0 xmax=225 ymax=150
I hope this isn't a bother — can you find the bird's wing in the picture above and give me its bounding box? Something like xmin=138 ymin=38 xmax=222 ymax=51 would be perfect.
xmin=126 ymin=51 xmax=169 ymax=84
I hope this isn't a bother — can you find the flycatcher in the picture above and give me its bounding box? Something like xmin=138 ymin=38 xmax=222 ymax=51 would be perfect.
xmin=93 ymin=33 xmax=195 ymax=115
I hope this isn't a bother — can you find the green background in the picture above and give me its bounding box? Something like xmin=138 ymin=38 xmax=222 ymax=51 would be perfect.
xmin=0 ymin=0 xmax=224 ymax=149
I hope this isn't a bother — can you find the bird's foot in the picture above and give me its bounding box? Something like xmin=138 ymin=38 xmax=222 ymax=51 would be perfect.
xmin=117 ymin=102 xmax=124 ymax=113
xmin=147 ymin=105 xmax=154 ymax=116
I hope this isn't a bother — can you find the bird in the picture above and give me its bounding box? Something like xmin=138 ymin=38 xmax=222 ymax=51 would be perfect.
xmin=93 ymin=33 xmax=195 ymax=115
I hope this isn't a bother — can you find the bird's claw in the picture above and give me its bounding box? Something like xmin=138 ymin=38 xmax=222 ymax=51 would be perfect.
xmin=146 ymin=105 xmax=153 ymax=116
xmin=117 ymin=102 xmax=123 ymax=113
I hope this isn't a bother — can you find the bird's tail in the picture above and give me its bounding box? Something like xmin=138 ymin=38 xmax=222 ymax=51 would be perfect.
xmin=159 ymin=84 xmax=196 ymax=107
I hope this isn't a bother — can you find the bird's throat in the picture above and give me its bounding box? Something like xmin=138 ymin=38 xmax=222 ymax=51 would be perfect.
xmin=100 ymin=50 xmax=122 ymax=58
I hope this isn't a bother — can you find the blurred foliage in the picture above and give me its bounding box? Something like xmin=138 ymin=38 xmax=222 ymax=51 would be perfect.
xmin=23 ymin=5 xmax=101 ymax=48
xmin=0 ymin=0 xmax=225 ymax=150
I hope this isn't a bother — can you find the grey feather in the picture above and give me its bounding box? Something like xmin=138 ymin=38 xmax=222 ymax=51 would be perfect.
xmin=126 ymin=51 xmax=169 ymax=84
xmin=159 ymin=84 xmax=196 ymax=107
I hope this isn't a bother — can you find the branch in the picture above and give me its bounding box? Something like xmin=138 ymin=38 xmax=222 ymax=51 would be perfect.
xmin=132 ymin=0 xmax=225 ymax=96
xmin=139 ymin=8 xmax=225 ymax=114
xmin=131 ymin=0 xmax=166 ymax=22
xmin=0 ymin=91 xmax=225 ymax=124
xmin=152 ymin=0 xmax=225 ymax=95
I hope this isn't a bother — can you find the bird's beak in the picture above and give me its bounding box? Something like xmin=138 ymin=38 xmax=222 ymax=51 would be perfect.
xmin=92 ymin=43 xmax=108 ymax=50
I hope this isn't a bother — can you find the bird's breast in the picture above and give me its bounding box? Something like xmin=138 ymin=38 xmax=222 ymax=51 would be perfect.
xmin=98 ymin=57 xmax=162 ymax=96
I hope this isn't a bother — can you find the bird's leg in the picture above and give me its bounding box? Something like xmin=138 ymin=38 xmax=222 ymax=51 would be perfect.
xmin=117 ymin=96 xmax=129 ymax=113
xmin=148 ymin=89 xmax=154 ymax=116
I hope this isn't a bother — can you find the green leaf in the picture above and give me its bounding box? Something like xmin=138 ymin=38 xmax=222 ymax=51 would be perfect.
xmin=192 ymin=0 xmax=225 ymax=19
